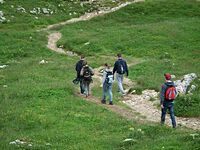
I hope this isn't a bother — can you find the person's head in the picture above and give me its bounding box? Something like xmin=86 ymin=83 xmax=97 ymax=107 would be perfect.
xmin=104 ymin=63 xmax=111 ymax=69
xmin=164 ymin=73 xmax=171 ymax=80
xmin=80 ymin=54 xmax=85 ymax=60
xmin=117 ymin=53 xmax=122 ymax=58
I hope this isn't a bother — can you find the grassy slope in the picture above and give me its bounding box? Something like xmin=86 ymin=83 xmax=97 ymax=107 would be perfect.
xmin=0 ymin=0 xmax=200 ymax=149
xmin=58 ymin=0 xmax=200 ymax=117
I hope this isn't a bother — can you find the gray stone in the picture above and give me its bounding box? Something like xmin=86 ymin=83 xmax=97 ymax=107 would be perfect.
xmin=17 ymin=6 xmax=26 ymax=13
xmin=174 ymin=73 xmax=197 ymax=95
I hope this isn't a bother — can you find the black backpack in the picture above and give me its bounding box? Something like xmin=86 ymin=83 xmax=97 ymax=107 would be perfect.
xmin=117 ymin=61 xmax=125 ymax=74
xmin=83 ymin=66 xmax=92 ymax=81
xmin=105 ymin=71 xmax=113 ymax=84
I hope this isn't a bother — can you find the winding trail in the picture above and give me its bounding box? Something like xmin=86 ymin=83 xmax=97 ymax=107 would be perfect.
xmin=46 ymin=1 xmax=200 ymax=130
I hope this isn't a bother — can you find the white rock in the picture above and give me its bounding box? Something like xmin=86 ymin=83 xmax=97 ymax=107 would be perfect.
xmin=84 ymin=42 xmax=90 ymax=45
xmin=175 ymin=73 xmax=197 ymax=94
xmin=39 ymin=60 xmax=48 ymax=64
xmin=9 ymin=141 xmax=16 ymax=144
xmin=123 ymin=138 xmax=134 ymax=142
xmin=42 ymin=8 xmax=49 ymax=14
xmin=0 ymin=65 xmax=8 ymax=69
xmin=3 ymin=85 xmax=7 ymax=88
xmin=17 ymin=6 xmax=26 ymax=13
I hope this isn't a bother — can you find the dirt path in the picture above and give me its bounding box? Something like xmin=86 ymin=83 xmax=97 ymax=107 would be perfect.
xmin=46 ymin=1 xmax=200 ymax=130
xmin=41 ymin=0 xmax=144 ymax=31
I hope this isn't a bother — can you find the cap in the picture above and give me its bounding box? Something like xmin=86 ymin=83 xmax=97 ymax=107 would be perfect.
xmin=164 ymin=73 xmax=171 ymax=80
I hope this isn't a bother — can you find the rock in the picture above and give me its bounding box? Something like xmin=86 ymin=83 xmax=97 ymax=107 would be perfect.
xmin=3 ymin=85 xmax=7 ymax=88
xmin=188 ymin=85 xmax=196 ymax=94
xmin=0 ymin=65 xmax=8 ymax=69
xmin=0 ymin=11 xmax=6 ymax=23
xmin=0 ymin=0 xmax=4 ymax=4
xmin=42 ymin=8 xmax=49 ymax=14
xmin=123 ymin=138 xmax=135 ymax=142
xmin=17 ymin=6 xmax=26 ymax=13
xmin=39 ymin=60 xmax=48 ymax=64
xmin=175 ymin=73 xmax=197 ymax=94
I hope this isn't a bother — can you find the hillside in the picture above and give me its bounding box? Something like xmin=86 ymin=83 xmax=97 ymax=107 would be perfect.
xmin=0 ymin=0 xmax=200 ymax=149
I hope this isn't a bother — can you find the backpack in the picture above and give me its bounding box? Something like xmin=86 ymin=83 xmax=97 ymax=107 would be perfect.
xmin=105 ymin=71 xmax=113 ymax=84
xmin=165 ymin=85 xmax=176 ymax=100
xmin=117 ymin=61 xmax=125 ymax=74
xmin=83 ymin=66 xmax=92 ymax=81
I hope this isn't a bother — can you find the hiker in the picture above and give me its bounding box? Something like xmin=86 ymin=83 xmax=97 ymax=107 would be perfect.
xmin=75 ymin=55 xmax=85 ymax=94
xmin=80 ymin=61 xmax=94 ymax=97
xmin=113 ymin=53 xmax=129 ymax=95
xmin=101 ymin=63 xmax=114 ymax=105
xmin=160 ymin=73 xmax=177 ymax=128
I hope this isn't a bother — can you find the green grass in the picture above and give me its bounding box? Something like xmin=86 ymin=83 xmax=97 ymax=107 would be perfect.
xmin=1 ymin=0 xmax=200 ymax=149
xmin=58 ymin=0 xmax=200 ymax=117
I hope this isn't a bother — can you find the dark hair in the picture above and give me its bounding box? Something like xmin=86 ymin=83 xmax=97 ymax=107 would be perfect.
xmin=104 ymin=63 xmax=111 ymax=69
xmin=117 ymin=53 xmax=122 ymax=57
xmin=81 ymin=54 xmax=85 ymax=59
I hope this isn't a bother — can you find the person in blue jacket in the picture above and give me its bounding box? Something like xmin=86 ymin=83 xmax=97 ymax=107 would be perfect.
xmin=160 ymin=73 xmax=177 ymax=128
xmin=113 ymin=53 xmax=128 ymax=95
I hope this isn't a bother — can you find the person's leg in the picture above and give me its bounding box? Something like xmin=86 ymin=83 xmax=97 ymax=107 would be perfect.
xmin=169 ymin=102 xmax=176 ymax=128
xmin=82 ymin=81 xmax=86 ymax=95
xmin=85 ymin=82 xmax=89 ymax=97
xmin=101 ymin=83 xmax=107 ymax=103
xmin=80 ymin=78 xmax=84 ymax=94
xmin=108 ymin=84 xmax=113 ymax=105
xmin=161 ymin=103 xmax=168 ymax=125
xmin=116 ymin=73 xmax=125 ymax=94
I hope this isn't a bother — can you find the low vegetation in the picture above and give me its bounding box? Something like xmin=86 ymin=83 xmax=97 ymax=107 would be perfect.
xmin=0 ymin=0 xmax=200 ymax=149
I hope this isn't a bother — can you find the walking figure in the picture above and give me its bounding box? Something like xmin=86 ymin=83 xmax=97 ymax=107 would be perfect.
xmin=101 ymin=63 xmax=114 ymax=105
xmin=113 ymin=53 xmax=128 ymax=95
xmin=80 ymin=61 xmax=94 ymax=97
xmin=75 ymin=55 xmax=85 ymax=94
xmin=160 ymin=73 xmax=177 ymax=128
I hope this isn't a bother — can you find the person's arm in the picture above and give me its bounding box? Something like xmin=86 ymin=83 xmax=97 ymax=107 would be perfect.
xmin=124 ymin=61 xmax=128 ymax=76
xmin=160 ymin=84 xmax=166 ymax=108
xmin=75 ymin=62 xmax=78 ymax=72
xmin=113 ymin=61 xmax=117 ymax=75
xmin=102 ymin=70 xmax=106 ymax=84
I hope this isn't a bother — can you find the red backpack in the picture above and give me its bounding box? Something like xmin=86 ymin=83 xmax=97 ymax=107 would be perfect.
xmin=165 ymin=86 xmax=176 ymax=100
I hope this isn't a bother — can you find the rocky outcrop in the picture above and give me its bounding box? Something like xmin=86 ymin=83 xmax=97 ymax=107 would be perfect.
xmin=174 ymin=73 xmax=197 ymax=95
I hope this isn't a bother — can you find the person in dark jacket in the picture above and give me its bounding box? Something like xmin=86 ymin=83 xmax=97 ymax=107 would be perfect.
xmin=160 ymin=73 xmax=177 ymax=128
xmin=75 ymin=55 xmax=85 ymax=94
xmin=80 ymin=61 xmax=94 ymax=97
xmin=113 ymin=53 xmax=128 ymax=95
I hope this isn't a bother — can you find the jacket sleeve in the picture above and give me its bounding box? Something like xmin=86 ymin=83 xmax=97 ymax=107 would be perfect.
xmin=102 ymin=70 xmax=106 ymax=84
xmin=113 ymin=61 xmax=117 ymax=74
xmin=124 ymin=61 xmax=128 ymax=76
xmin=75 ymin=62 xmax=78 ymax=71
xmin=160 ymin=84 xmax=166 ymax=105
xmin=89 ymin=67 xmax=94 ymax=76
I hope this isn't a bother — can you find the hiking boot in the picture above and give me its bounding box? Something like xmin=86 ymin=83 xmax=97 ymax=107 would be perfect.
xmin=109 ymin=101 xmax=113 ymax=105
xmin=101 ymin=100 xmax=106 ymax=104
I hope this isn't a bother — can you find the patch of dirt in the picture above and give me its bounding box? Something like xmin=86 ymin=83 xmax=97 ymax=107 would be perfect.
xmin=41 ymin=0 xmax=145 ymax=31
